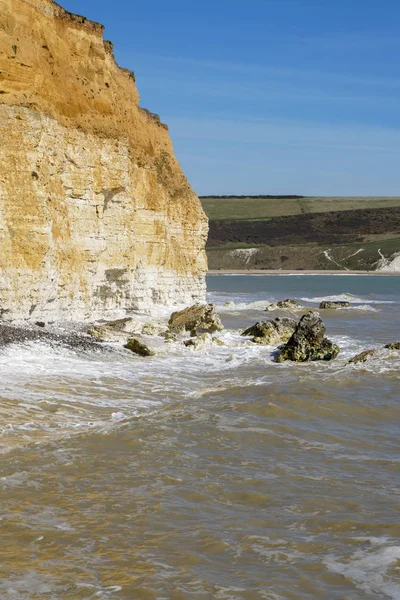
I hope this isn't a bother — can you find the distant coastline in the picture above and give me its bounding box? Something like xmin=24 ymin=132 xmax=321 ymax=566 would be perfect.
xmin=207 ymin=270 xmax=399 ymax=275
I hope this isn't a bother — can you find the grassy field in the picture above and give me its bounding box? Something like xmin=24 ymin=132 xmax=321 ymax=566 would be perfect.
xmin=200 ymin=196 xmax=400 ymax=221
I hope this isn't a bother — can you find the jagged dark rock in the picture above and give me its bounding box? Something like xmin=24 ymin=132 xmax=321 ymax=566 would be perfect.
xmin=348 ymin=349 xmax=377 ymax=364
xmin=276 ymin=310 xmax=339 ymax=362
xmin=319 ymin=301 xmax=350 ymax=309
xmin=384 ymin=342 xmax=400 ymax=350
xmin=168 ymin=304 xmax=223 ymax=336
xmin=124 ymin=338 xmax=155 ymax=357
xmin=242 ymin=317 xmax=297 ymax=345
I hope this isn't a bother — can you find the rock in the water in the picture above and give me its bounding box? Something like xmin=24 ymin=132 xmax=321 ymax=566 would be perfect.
xmin=141 ymin=323 xmax=166 ymax=336
xmin=384 ymin=342 xmax=400 ymax=350
xmin=103 ymin=318 xmax=142 ymax=333
xmin=242 ymin=317 xmax=297 ymax=345
xmin=348 ymin=349 xmax=377 ymax=364
xmin=319 ymin=301 xmax=350 ymax=309
xmin=125 ymin=338 xmax=155 ymax=357
xmin=184 ymin=332 xmax=213 ymax=349
xmin=87 ymin=326 xmax=107 ymax=340
xmin=266 ymin=298 xmax=302 ymax=311
xmin=168 ymin=304 xmax=223 ymax=336
xmin=276 ymin=310 xmax=339 ymax=362
xmin=184 ymin=333 xmax=225 ymax=350
xmin=88 ymin=317 xmax=142 ymax=341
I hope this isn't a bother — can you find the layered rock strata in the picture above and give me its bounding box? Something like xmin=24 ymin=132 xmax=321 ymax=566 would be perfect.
xmin=0 ymin=0 xmax=207 ymax=320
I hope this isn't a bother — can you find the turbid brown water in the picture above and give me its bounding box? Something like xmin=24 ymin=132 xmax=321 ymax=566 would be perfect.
xmin=0 ymin=275 xmax=399 ymax=599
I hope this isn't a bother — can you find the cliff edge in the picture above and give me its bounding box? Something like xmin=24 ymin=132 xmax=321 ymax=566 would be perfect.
xmin=0 ymin=0 xmax=208 ymax=320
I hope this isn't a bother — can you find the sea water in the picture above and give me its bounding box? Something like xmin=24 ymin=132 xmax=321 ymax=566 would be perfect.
xmin=0 ymin=275 xmax=399 ymax=599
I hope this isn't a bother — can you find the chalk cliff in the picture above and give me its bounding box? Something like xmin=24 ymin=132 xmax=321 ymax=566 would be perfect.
xmin=0 ymin=0 xmax=207 ymax=320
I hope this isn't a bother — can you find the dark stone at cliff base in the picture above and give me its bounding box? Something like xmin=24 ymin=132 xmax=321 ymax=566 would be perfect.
xmin=385 ymin=342 xmax=400 ymax=350
xmin=168 ymin=304 xmax=223 ymax=336
xmin=276 ymin=310 xmax=339 ymax=362
xmin=124 ymin=338 xmax=155 ymax=357
xmin=348 ymin=349 xmax=377 ymax=364
xmin=242 ymin=317 xmax=297 ymax=345
xmin=319 ymin=301 xmax=350 ymax=309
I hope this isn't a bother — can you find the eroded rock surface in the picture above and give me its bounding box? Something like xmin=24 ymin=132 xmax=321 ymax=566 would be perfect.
xmin=242 ymin=317 xmax=297 ymax=345
xmin=276 ymin=311 xmax=339 ymax=362
xmin=168 ymin=304 xmax=223 ymax=336
xmin=319 ymin=301 xmax=350 ymax=309
xmin=125 ymin=338 xmax=155 ymax=357
xmin=88 ymin=317 xmax=142 ymax=340
xmin=266 ymin=299 xmax=303 ymax=311
xmin=348 ymin=349 xmax=377 ymax=364
xmin=385 ymin=342 xmax=400 ymax=350
xmin=0 ymin=0 xmax=207 ymax=321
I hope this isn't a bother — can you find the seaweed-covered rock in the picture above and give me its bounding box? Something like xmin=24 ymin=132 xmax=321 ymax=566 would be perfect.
xmin=319 ymin=301 xmax=350 ymax=309
xmin=276 ymin=311 xmax=339 ymax=362
xmin=124 ymin=338 xmax=155 ymax=357
xmin=384 ymin=342 xmax=400 ymax=350
xmin=168 ymin=304 xmax=223 ymax=336
xmin=266 ymin=298 xmax=302 ymax=311
xmin=242 ymin=317 xmax=297 ymax=345
xmin=348 ymin=349 xmax=377 ymax=364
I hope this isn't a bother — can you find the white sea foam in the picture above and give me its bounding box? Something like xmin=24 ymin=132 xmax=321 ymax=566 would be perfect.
xmin=217 ymin=299 xmax=273 ymax=312
xmin=324 ymin=539 xmax=400 ymax=599
xmin=0 ymin=329 xmax=279 ymax=450
xmin=299 ymin=293 xmax=395 ymax=305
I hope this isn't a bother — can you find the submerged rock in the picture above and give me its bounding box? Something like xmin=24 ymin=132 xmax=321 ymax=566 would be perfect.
xmin=266 ymin=298 xmax=302 ymax=311
xmin=124 ymin=338 xmax=155 ymax=357
xmin=184 ymin=333 xmax=212 ymax=349
xmin=348 ymin=349 xmax=377 ymax=364
xmin=384 ymin=342 xmax=400 ymax=350
xmin=242 ymin=317 xmax=297 ymax=345
xmin=141 ymin=322 xmax=166 ymax=336
xmin=319 ymin=301 xmax=350 ymax=309
xmin=168 ymin=304 xmax=223 ymax=336
xmin=276 ymin=311 xmax=339 ymax=362
xmin=184 ymin=333 xmax=225 ymax=350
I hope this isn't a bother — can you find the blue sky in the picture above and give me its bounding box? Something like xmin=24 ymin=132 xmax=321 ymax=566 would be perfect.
xmin=62 ymin=0 xmax=400 ymax=196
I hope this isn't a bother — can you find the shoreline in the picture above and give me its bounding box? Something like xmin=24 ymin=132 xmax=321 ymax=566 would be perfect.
xmin=207 ymin=269 xmax=399 ymax=276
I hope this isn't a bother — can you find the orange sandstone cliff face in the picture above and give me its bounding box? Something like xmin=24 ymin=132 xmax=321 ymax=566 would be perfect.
xmin=0 ymin=0 xmax=208 ymax=320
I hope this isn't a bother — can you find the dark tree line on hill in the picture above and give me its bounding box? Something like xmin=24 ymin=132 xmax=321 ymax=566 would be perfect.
xmin=207 ymin=206 xmax=400 ymax=247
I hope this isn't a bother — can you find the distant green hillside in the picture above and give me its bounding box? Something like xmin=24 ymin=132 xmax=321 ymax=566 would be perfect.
xmin=200 ymin=196 xmax=400 ymax=271
xmin=200 ymin=196 xmax=400 ymax=221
